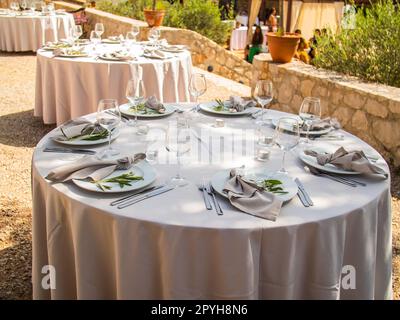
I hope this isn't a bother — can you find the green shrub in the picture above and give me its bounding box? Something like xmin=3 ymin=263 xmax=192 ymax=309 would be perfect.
xmin=313 ymin=0 xmax=400 ymax=88
xmin=164 ymin=0 xmax=232 ymax=44
xmin=96 ymin=0 xmax=232 ymax=45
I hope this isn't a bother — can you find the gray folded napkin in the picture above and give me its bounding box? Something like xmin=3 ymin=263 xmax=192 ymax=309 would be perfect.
xmin=304 ymin=147 xmax=387 ymax=177
xmin=102 ymin=51 xmax=134 ymax=61
xmin=229 ymin=96 xmax=256 ymax=112
xmin=45 ymin=153 xmax=146 ymax=182
xmin=308 ymin=117 xmax=341 ymax=131
xmin=57 ymin=120 xmax=104 ymax=141
xmin=223 ymin=169 xmax=283 ymax=221
xmin=144 ymin=49 xmax=170 ymax=59
xmin=145 ymin=96 xmax=166 ymax=113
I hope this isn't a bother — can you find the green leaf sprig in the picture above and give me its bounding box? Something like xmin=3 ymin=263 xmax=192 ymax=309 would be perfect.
xmin=213 ymin=99 xmax=226 ymax=111
xmin=261 ymin=179 xmax=288 ymax=195
xmin=92 ymin=171 xmax=144 ymax=191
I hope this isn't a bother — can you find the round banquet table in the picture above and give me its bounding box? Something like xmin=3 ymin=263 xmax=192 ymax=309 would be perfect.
xmin=31 ymin=107 xmax=392 ymax=300
xmin=230 ymin=26 xmax=268 ymax=51
xmin=34 ymin=44 xmax=193 ymax=126
xmin=0 ymin=11 xmax=74 ymax=52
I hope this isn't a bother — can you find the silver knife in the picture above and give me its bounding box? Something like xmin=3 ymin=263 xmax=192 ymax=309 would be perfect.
xmin=110 ymin=185 xmax=164 ymax=206
xmin=192 ymin=129 xmax=212 ymax=156
xmin=43 ymin=147 xmax=96 ymax=155
xmin=117 ymin=186 xmax=175 ymax=209
xmin=296 ymin=189 xmax=310 ymax=207
xmin=295 ymin=178 xmax=314 ymax=206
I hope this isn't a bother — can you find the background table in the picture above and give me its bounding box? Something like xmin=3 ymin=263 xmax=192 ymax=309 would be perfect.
xmin=230 ymin=26 xmax=268 ymax=51
xmin=32 ymin=107 xmax=392 ymax=299
xmin=0 ymin=12 xmax=74 ymax=52
xmin=34 ymin=44 xmax=193 ymax=126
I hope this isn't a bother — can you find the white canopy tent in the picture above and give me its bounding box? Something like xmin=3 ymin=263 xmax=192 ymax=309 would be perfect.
xmin=247 ymin=0 xmax=345 ymax=41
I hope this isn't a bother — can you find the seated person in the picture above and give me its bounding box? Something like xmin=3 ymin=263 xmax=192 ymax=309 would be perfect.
xmin=294 ymin=29 xmax=302 ymax=36
xmin=247 ymin=25 xmax=264 ymax=63
xmin=294 ymin=37 xmax=310 ymax=64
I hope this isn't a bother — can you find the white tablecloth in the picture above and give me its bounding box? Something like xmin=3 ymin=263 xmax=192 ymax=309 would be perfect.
xmin=230 ymin=26 xmax=269 ymax=51
xmin=0 ymin=12 xmax=74 ymax=52
xmin=34 ymin=44 xmax=193 ymax=126
xmin=32 ymin=107 xmax=392 ymax=299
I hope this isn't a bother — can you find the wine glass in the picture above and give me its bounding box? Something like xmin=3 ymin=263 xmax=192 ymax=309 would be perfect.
xmin=274 ymin=117 xmax=300 ymax=174
xmin=165 ymin=117 xmax=191 ymax=187
xmin=95 ymin=23 xmax=104 ymax=38
xmin=72 ymin=25 xmax=83 ymax=44
xmin=90 ymin=30 xmax=101 ymax=53
xmin=298 ymin=97 xmax=321 ymax=145
xmin=131 ymin=25 xmax=140 ymax=40
xmin=188 ymin=73 xmax=207 ymax=116
xmin=125 ymin=31 xmax=136 ymax=46
xmin=28 ymin=0 xmax=35 ymax=12
xmin=96 ymin=99 xmax=121 ymax=159
xmin=254 ymin=80 xmax=273 ymax=125
xmin=21 ymin=0 xmax=27 ymax=11
xmin=148 ymin=27 xmax=160 ymax=48
xmin=125 ymin=77 xmax=146 ymax=130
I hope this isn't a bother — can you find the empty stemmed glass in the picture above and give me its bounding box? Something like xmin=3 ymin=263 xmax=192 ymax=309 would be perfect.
xmin=95 ymin=23 xmax=104 ymax=38
xmin=148 ymin=27 xmax=160 ymax=49
xmin=28 ymin=0 xmax=36 ymax=12
xmin=298 ymin=97 xmax=321 ymax=145
xmin=166 ymin=117 xmax=191 ymax=187
xmin=189 ymin=73 xmax=207 ymax=116
xmin=90 ymin=30 xmax=101 ymax=53
xmin=96 ymin=99 xmax=121 ymax=159
xmin=274 ymin=117 xmax=300 ymax=174
xmin=125 ymin=31 xmax=136 ymax=47
xmin=72 ymin=25 xmax=83 ymax=45
xmin=125 ymin=77 xmax=146 ymax=130
xmin=21 ymin=0 xmax=27 ymax=11
xmin=131 ymin=26 xmax=140 ymax=41
xmin=254 ymin=80 xmax=273 ymax=125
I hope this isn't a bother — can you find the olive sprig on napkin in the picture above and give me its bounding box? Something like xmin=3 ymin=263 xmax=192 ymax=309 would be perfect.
xmin=261 ymin=179 xmax=288 ymax=195
xmin=92 ymin=171 xmax=144 ymax=191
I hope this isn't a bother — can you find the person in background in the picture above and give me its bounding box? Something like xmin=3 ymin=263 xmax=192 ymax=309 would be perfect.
xmin=265 ymin=7 xmax=278 ymax=31
xmin=293 ymin=29 xmax=310 ymax=64
xmin=294 ymin=37 xmax=310 ymax=64
xmin=308 ymin=29 xmax=321 ymax=59
xmin=247 ymin=25 xmax=264 ymax=63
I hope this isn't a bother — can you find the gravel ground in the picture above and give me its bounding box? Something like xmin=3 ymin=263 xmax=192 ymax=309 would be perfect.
xmin=0 ymin=51 xmax=398 ymax=300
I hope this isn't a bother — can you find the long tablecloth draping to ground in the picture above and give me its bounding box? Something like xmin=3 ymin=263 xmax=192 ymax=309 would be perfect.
xmin=230 ymin=26 xmax=269 ymax=51
xmin=32 ymin=107 xmax=392 ymax=299
xmin=34 ymin=44 xmax=193 ymax=126
xmin=0 ymin=12 xmax=75 ymax=52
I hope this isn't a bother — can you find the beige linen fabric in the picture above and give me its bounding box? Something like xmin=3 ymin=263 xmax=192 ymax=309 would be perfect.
xmin=34 ymin=48 xmax=193 ymax=125
xmin=0 ymin=13 xmax=74 ymax=52
xmin=32 ymin=108 xmax=392 ymax=299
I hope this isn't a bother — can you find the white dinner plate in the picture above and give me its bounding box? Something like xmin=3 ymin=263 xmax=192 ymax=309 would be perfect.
xmin=211 ymin=169 xmax=298 ymax=203
xmin=199 ymin=101 xmax=252 ymax=116
xmin=298 ymin=147 xmax=361 ymax=175
xmin=72 ymin=160 xmax=156 ymax=193
xmin=160 ymin=45 xmax=187 ymax=53
xmin=119 ymin=103 xmax=176 ymax=118
xmin=52 ymin=128 xmax=120 ymax=146
xmin=102 ymin=38 xmax=120 ymax=44
xmin=58 ymin=53 xmax=89 ymax=58
xmin=271 ymin=117 xmax=333 ymax=136
xmin=98 ymin=53 xmax=134 ymax=61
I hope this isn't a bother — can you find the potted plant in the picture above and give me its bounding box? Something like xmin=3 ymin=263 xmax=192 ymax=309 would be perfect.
xmin=267 ymin=28 xmax=301 ymax=63
xmin=143 ymin=0 xmax=166 ymax=27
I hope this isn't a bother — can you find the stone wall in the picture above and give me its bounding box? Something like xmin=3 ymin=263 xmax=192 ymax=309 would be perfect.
xmin=54 ymin=1 xmax=253 ymax=85
xmin=253 ymin=53 xmax=400 ymax=165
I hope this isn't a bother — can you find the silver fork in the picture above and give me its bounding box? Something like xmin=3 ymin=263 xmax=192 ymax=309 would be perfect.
xmin=196 ymin=180 xmax=212 ymax=210
xmin=206 ymin=182 xmax=223 ymax=215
